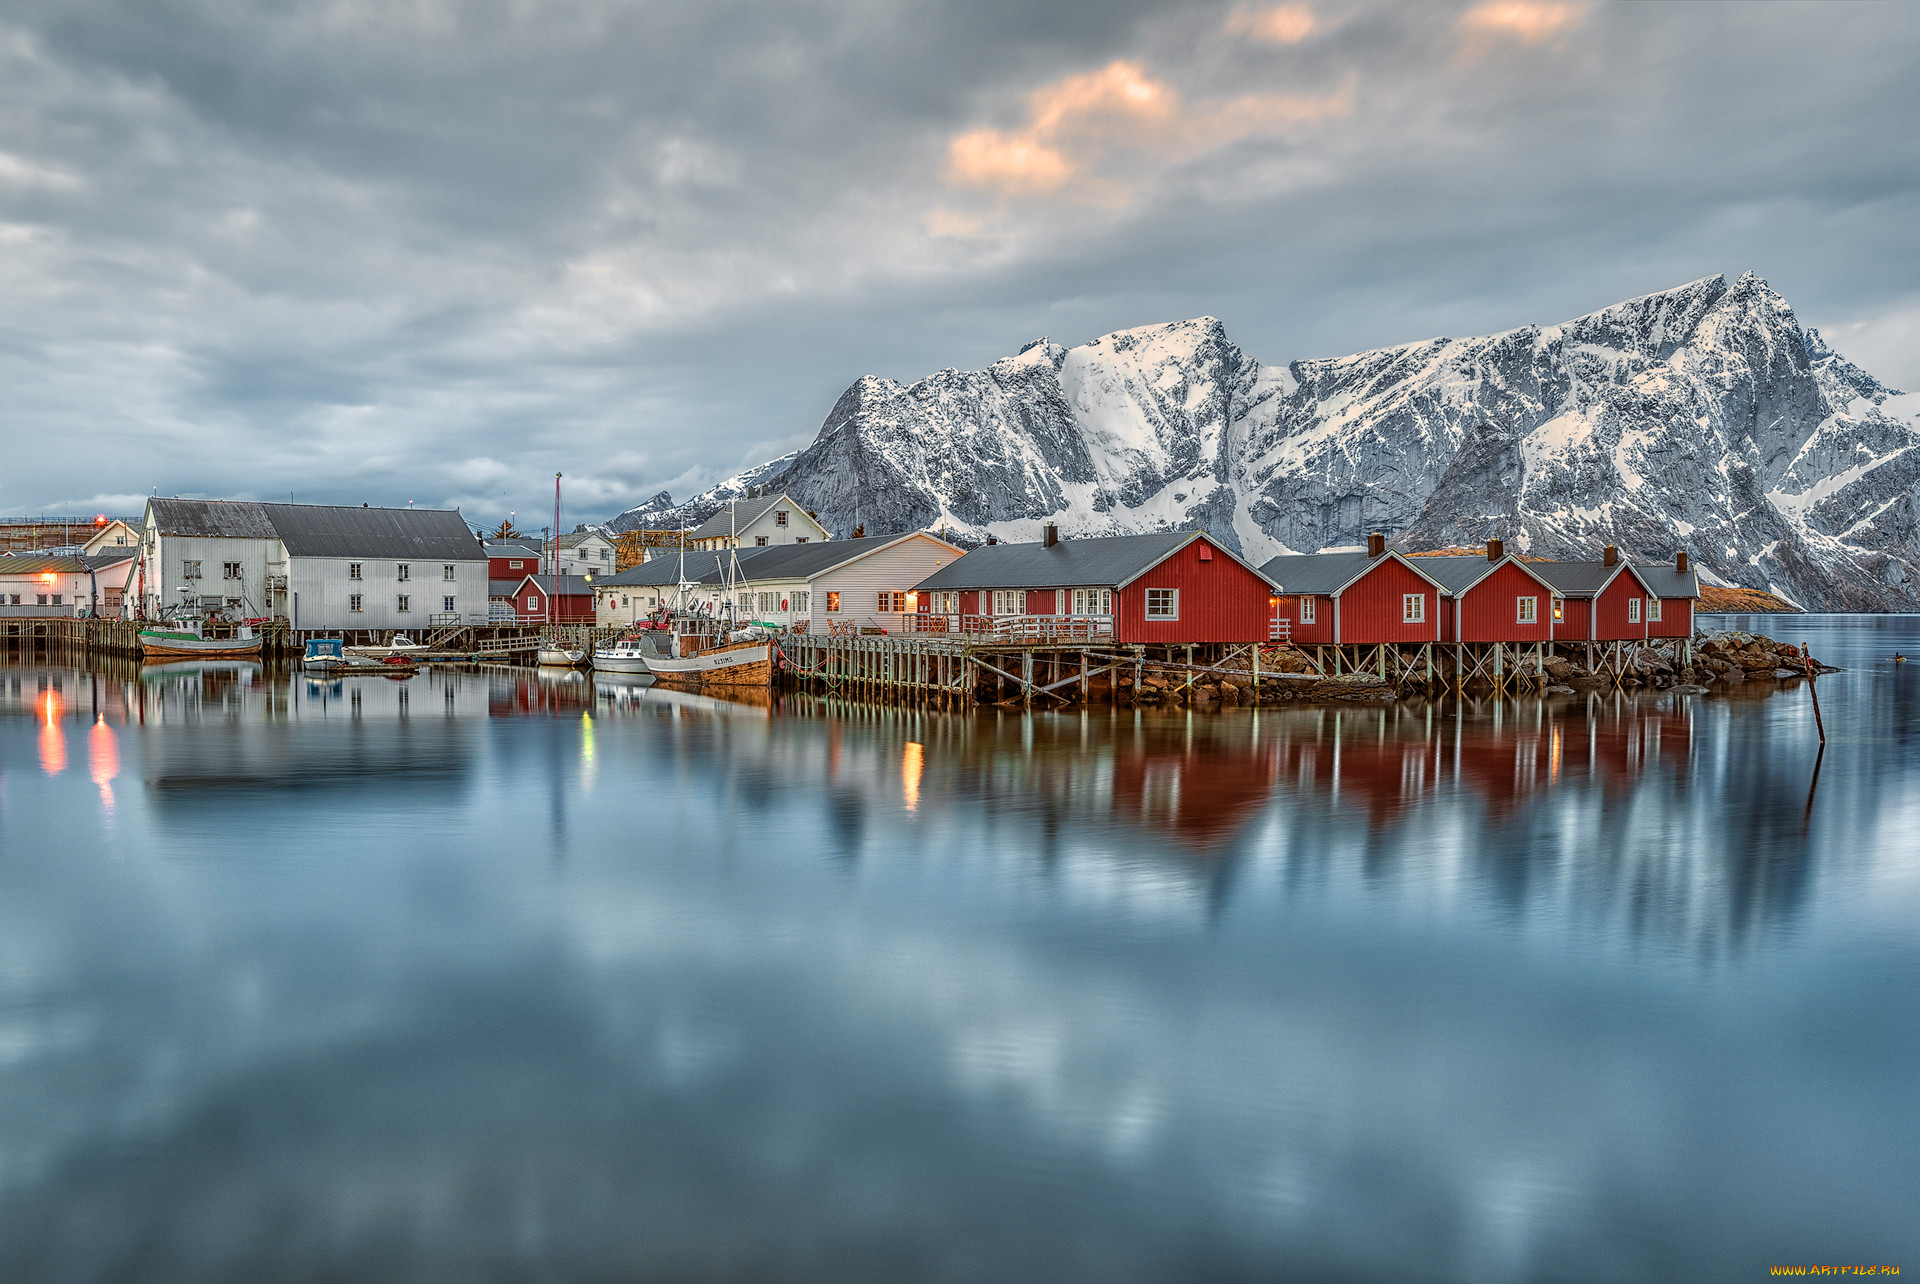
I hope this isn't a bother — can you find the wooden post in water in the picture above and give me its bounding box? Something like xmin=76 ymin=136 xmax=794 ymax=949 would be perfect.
xmin=1804 ymin=640 xmax=1826 ymax=744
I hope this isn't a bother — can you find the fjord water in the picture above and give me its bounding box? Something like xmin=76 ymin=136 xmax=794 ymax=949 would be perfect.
xmin=2 ymin=617 xmax=1916 ymax=1283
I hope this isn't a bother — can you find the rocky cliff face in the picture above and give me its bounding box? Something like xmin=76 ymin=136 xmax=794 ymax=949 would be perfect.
xmin=611 ymin=273 xmax=1920 ymax=609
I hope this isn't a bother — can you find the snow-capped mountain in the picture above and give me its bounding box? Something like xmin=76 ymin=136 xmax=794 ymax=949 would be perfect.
xmin=610 ymin=273 xmax=1920 ymax=609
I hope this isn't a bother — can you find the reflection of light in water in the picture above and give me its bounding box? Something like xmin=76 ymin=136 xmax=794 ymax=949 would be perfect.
xmin=1550 ymin=723 xmax=1562 ymax=784
xmin=581 ymin=712 xmax=596 ymax=789
xmin=38 ymin=691 xmax=66 ymax=775
xmin=89 ymin=715 xmax=118 ymax=816
xmin=902 ymin=741 xmax=923 ymax=811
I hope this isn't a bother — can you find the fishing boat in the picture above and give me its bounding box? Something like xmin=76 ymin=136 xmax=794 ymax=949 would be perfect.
xmin=643 ymin=635 xmax=772 ymax=690
xmin=591 ymin=632 xmax=654 ymax=674
xmin=136 ymin=618 xmax=263 ymax=661
xmin=303 ymin=638 xmax=346 ymax=670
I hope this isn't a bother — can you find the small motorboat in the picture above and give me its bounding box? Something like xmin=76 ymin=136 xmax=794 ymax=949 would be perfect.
xmin=592 ymin=633 xmax=654 ymax=674
xmin=346 ymin=632 xmax=430 ymax=659
xmin=303 ymin=638 xmax=346 ymax=670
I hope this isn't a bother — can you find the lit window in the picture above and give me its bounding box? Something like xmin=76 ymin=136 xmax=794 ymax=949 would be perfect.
xmin=397 ymin=564 xmax=410 ymax=582
xmin=1648 ymin=598 xmax=1663 ymax=622
xmin=349 ymin=594 xmax=363 ymax=612
xmin=1145 ymin=588 xmax=1178 ymax=619
xmin=826 ymin=591 xmax=841 ymax=612
xmin=1402 ymin=593 xmax=1425 ymax=623
xmin=1552 ymin=600 xmax=1564 ymax=622
xmin=878 ymin=591 xmax=906 ymax=612
xmin=349 ymin=563 xmax=362 ymax=580
xmin=1299 ymin=597 xmax=1316 ymax=624
xmin=1627 ymin=598 xmax=1641 ymax=623
xmin=397 ymin=595 xmax=410 ymax=612
xmin=1517 ymin=596 xmax=1537 ymax=624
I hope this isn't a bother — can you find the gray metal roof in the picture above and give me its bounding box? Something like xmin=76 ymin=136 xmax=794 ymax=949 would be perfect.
xmin=1633 ymin=563 xmax=1701 ymax=598
xmin=1527 ymin=560 xmax=1619 ymax=596
xmin=488 ymin=579 xmax=524 ymax=597
xmin=260 ymin=504 xmax=485 ymax=561
xmin=722 ymin=535 xmax=953 ymax=583
xmin=912 ymin=531 xmax=1260 ymax=592
xmin=484 ymin=540 xmax=542 ymax=558
xmin=0 ymin=554 xmax=90 ymax=574
xmin=686 ymin=494 xmax=789 ymax=542
xmin=1402 ymin=554 xmax=1561 ymax=596
xmin=80 ymin=549 xmax=137 ymax=571
xmin=591 ymin=549 xmax=767 ymax=587
xmin=147 ymin=498 xmax=277 ymax=539
xmin=1260 ymin=552 xmax=1383 ymax=595
xmin=504 ymin=573 xmax=594 ymax=595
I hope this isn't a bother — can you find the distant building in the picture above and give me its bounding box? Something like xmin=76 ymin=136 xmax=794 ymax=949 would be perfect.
xmin=81 ymin=519 xmax=139 ymax=554
xmin=545 ymin=527 xmax=617 ymax=576
xmin=0 ymin=555 xmax=92 ymax=617
xmin=135 ymin=499 xmax=487 ymax=630
xmin=483 ymin=540 xmax=543 ymax=581
xmin=503 ymin=573 xmax=594 ymax=624
xmin=686 ymin=494 xmax=830 ymax=551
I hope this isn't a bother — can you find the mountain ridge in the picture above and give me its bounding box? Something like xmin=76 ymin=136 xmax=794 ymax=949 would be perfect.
xmin=611 ymin=273 xmax=1920 ymax=610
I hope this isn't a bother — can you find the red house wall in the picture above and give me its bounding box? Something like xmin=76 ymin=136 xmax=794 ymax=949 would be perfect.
xmin=489 ymin=553 xmax=539 ymax=579
xmin=1649 ymin=597 xmax=1693 ymax=638
xmin=1273 ymin=594 xmax=1334 ymax=644
xmin=1452 ymin=561 xmax=1556 ymax=644
xmin=1556 ymin=597 xmax=1591 ymax=641
xmin=1025 ymin=589 xmax=1060 ymax=615
xmin=1592 ymin=572 xmax=1652 ymax=641
xmin=1334 ymin=559 xmax=1441 ymax=644
xmin=1114 ymin=538 xmax=1272 ymax=644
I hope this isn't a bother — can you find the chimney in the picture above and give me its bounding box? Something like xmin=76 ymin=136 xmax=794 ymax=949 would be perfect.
xmin=1603 ymin=544 xmax=1618 ymax=568
xmin=1676 ymin=550 xmax=1689 ymax=573
xmin=1044 ymin=522 xmax=1058 ymax=548
xmin=1486 ymin=538 xmax=1503 ymax=562
xmin=986 ymin=535 xmax=997 ymax=545
xmin=1367 ymin=532 xmax=1385 ymax=558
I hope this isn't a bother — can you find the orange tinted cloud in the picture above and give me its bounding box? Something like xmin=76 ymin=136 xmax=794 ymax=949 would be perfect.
xmin=1225 ymin=5 xmax=1317 ymax=45
xmin=1457 ymin=1 xmax=1585 ymax=49
xmin=944 ymin=59 xmax=1349 ymax=200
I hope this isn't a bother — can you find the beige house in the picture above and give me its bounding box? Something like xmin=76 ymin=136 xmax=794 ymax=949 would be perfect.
xmin=82 ymin=519 xmax=140 ymax=555
xmin=686 ymin=493 xmax=831 ymax=551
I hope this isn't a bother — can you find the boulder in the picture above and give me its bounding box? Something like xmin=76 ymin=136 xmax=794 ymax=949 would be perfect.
xmin=1543 ymin=656 xmax=1575 ymax=682
xmin=1544 ymin=684 xmax=1576 ymax=695
xmin=1670 ymin=684 xmax=1709 ymax=694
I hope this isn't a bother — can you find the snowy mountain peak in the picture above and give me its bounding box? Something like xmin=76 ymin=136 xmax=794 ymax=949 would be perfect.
xmin=610 ymin=276 xmax=1920 ymax=609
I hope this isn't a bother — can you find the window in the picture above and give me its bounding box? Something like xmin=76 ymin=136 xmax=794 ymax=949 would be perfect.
xmin=1552 ymin=600 xmax=1564 ymax=623
xmin=1145 ymin=588 xmax=1178 ymax=619
xmin=349 ymin=594 xmax=363 ymax=612
xmin=397 ymin=564 xmax=410 ymax=582
xmin=397 ymin=595 xmax=410 ymax=612
xmin=1648 ymin=598 xmax=1663 ymax=622
xmin=7 ymin=595 xmax=17 ymax=605
xmin=621 ymin=596 xmax=629 ymax=607
xmin=528 ymin=595 xmax=541 ymax=611
xmin=991 ymin=590 xmax=1021 ymax=616
xmin=1402 ymin=593 xmax=1425 ymax=623
xmin=223 ymin=561 xmax=241 ymax=580
xmin=183 ymin=560 xmax=202 ymax=579
xmin=510 ymin=560 xmax=523 ymax=569
xmin=758 ymin=592 xmax=777 ymax=613
xmin=738 ymin=593 xmax=754 ymax=612
xmin=1299 ymin=597 xmax=1316 ymax=624
xmin=795 ymin=537 xmax=808 ymax=543
xmin=878 ymin=591 xmax=906 ymax=613
xmin=792 ymin=591 xmax=809 ymax=613
xmin=600 ymin=548 xmax=610 ymax=561
xmin=1517 ymin=596 xmax=1538 ymax=624
xmin=224 ymin=597 xmax=240 ymax=608
xmin=444 ymin=564 xmax=456 ymax=581
xmin=1071 ymin=588 xmax=1113 ymax=615
xmin=1627 ymin=597 xmax=1641 ymax=623
xmin=826 ymin=591 xmax=841 ymax=612
xmin=349 ymin=562 xmax=362 ymax=581
xmin=775 ymin=510 xmax=789 ymax=527
xmin=755 ymin=536 xmax=770 ymax=546
xmin=443 ymin=596 xmax=455 ymax=613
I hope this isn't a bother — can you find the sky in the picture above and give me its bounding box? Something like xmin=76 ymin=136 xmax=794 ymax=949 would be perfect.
xmin=2 ymin=0 xmax=1917 ymax=530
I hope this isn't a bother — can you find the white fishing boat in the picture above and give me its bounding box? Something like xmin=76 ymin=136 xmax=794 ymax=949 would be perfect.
xmin=592 ymin=632 xmax=656 ymax=674
xmin=137 ymin=618 xmax=263 ymax=661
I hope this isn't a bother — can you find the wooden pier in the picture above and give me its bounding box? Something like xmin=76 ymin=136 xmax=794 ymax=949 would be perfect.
xmin=0 ymin=617 xmax=619 ymax=664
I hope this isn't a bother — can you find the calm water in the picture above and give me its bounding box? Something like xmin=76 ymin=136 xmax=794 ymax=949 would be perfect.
xmin=1 ymin=615 xmax=1916 ymax=1282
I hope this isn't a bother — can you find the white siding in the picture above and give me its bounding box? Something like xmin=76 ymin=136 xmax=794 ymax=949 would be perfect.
xmin=288 ymin=556 xmax=488 ymax=630
xmin=137 ymin=518 xmax=280 ymax=620
xmin=806 ymin=534 xmax=960 ymax=633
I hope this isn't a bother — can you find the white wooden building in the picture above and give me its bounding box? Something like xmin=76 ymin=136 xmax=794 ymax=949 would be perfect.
xmin=546 ymin=527 xmax=618 ymax=576
xmin=135 ymin=499 xmax=488 ymax=630
xmin=686 ymin=493 xmax=831 ymax=551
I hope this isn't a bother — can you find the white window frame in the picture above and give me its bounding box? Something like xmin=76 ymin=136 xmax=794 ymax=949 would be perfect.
xmin=183 ymin=560 xmax=202 ymax=580
xmin=992 ymin=589 xmax=1021 ymax=616
xmin=1553 ymin=600 xmax=1564 ymax=622
xmin=826 ymin=591 xmax=841 ymax=613
xmin=1627 ymin=597 xmax=1641 ymax=623
xmin=1517 ymin=596 xmax=1538 ymax=624
xmin=1648 ymin=598 xmax=1662 ymax=622
xmin=348 ymin=562 xmax=362 ymax=581
xmin=1145 ymin=588 xmax=1178 ymax=620
xmin=1402 ymin=593 xmax=1424 ymax=623
xmin=1299 ymin=597 xmax=1316 ymax=624
xmin=397 ymin=564 xmax=410 ymax=582
xmin=223 ymin=561 xmax=242 ymax=580
xmin=396 ymin=595 xmax=410 ymax=613
xmin=443 ymin=564 xmax=456 ymax=581
xmin=443 ymin=595 xmax=455 ymax=613
xmin=775 ymin=510 xmax=789 ymax=527
xmin=349 ymin=593 xmax=363 ymax=612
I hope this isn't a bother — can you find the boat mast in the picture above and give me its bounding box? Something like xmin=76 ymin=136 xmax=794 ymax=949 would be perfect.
xmin=550 ymin=472 xmax=561 ymax=632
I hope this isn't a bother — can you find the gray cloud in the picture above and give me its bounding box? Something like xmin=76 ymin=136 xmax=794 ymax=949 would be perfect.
xmin=1 ymin=0 xmax=1916 ymax=526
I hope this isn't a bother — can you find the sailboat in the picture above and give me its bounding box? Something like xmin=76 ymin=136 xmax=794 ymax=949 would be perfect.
xmin=538 ymin=471 xmax=588 ymax=667
xmin=643 ymin=507 xmax=774 ymax=691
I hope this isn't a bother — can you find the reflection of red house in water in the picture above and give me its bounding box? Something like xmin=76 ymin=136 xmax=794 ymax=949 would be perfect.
xmin=1109 ymin=737 xmax=1280 ymax=850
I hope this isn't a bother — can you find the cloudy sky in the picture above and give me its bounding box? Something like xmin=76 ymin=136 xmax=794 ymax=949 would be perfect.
xmin=2 ymin=0 xmax=1916 ymax=528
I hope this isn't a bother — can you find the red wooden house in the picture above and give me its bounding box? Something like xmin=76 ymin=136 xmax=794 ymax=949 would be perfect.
xmin=1260 ymin=534 xmax=1448 ymax=645
xmin=910 ymin=526 xmax=1277 ymax=644
xmin=1636 ymin=553 xmax=1701 ymax=638
xmin=1414 ymin=542 xmax=1561 ymax=644
xmin=484 ymin=540 xmax=543 ymax=581
xmin=503 ymin=572 xmax=595 ymax=623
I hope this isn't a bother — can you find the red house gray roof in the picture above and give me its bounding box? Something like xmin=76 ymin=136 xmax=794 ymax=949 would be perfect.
xmin=913 ymin=531 xmax=1274 ymax=592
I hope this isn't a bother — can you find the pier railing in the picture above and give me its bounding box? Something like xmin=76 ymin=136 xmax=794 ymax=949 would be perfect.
xmin=897 ymin=613 xmax=1114 ymax=642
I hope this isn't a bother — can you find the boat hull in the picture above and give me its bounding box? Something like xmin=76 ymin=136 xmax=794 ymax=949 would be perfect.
xmin=538 ymin=648 xmax=586 ymax=667
xmin=592 ymin=653 xmax=651 ymax=673
xmin=645 ymin=641 xmax=771 ymax=691
xmin=138 ymin=632 xmax=263 ymax=661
